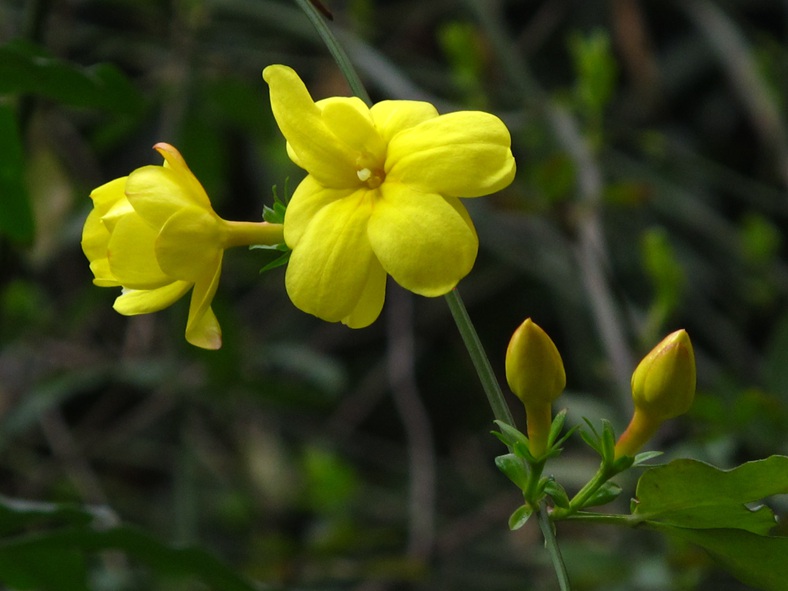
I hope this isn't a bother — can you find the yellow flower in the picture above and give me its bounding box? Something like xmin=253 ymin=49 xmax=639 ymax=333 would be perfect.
xmin=81 ymin=143 xmax=283 ymax=350
xmin=263 ymin=65 xmax=516 ymax=327
xmin=505 ymin=318 xmax=566 ymax=456
xmin=614 ymin=329 xmax=696 ymax=459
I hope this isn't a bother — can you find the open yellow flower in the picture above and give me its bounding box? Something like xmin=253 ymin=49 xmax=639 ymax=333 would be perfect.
xmin=82 ymin=143 xmax=283 ymax=349
xmin=263 ymin=65 xmax=516 ymax=327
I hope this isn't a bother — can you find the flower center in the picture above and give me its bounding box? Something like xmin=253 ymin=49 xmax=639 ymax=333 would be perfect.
xmin=356 ymin=167 xmax=384 ymax=189
xmin=355 ymin=153 xmax=385 ymax=190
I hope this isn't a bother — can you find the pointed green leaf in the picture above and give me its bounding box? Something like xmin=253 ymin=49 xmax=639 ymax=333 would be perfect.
xmin=508 ymin=504 xmax=533 ymax=530
xmin=582 ymin=481 xmax=622 ymax=509
xmin=495 ymin=453 xmax=529 ymax=490
xmin=543 ymin=479 xmax=570 ymax=509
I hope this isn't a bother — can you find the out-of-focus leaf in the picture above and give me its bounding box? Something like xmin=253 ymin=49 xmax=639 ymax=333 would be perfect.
xmin=0 ymin=496 xmax=259 ymax=591
xmin=653 ymin=525 xmax=788 ymax=591
xmin=0 ymin=103 xmax=34 ymax=243
xmin=0 ymin=40 xmax=143 ymax=114
xmin=632 ymin=456 xmax=788 ymax=534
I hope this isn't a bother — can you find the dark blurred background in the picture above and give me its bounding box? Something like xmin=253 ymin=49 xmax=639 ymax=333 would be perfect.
xmin=0 ymin=0 xmax=786 ymax=589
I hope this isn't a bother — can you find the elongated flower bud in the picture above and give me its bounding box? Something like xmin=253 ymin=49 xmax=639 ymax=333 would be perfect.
xmin=614 ymin=329 xmax=696 ymax=459
xmin=505 ymin=318 xmax=566 ymax=456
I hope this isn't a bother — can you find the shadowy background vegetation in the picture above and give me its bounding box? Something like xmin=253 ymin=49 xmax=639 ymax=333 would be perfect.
xmin=1 ymin=0 xmax=787 ymax=589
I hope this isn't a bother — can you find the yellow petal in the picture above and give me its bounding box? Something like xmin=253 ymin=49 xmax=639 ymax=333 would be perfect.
xmin=155 ymin=207 xmax=223 ymax=282
xmin=386 ymin=111 xmax=516 ymax=197
xmin=263 ymin=65 xmax=357 ymax=188
xmin=89 ymin=177 xmax=128 ymax=215
xmin=341 ymin=259 xmax=387 ymax=328
xmin=153 ymin=142 xmax=212 ymax=210
xmin=283 ymin=175 xmax=358 ymax=248
xmin=124 ymin=165 xmax=210 ymax=229
xmin=320 ymin=98 xmax=386 ymax=160
xmin=185 ymin=262 xmax=223 ymax=350
xmin=106 ymin=213 xmax=171 ymax=289
xmin=368 ymin=185 xmax=477 ymax=296
xmin=89 ymin=259 xmax=119 ymax=287
xmin=113 ymin=281 xmax=191 ymax=315
xmin=369 ymin=100 xmax=438 ymax=143
xmin=285 ymin=193 xmax=377 ymax=322
xmin=81 ymin=207 xmax=111 ymax=265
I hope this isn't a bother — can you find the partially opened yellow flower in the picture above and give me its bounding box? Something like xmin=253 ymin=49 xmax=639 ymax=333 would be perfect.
xmin=263 ymin=65 xmax=516 ymax=327
xmin=82 ymin=143 xmax=283 ymax=349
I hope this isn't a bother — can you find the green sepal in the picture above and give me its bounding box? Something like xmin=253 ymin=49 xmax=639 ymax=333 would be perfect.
xmin=581 ymin=481 xmax=622 ymax=508
xmin=495 ymin=453 xmax=529 ymax=491
xmin=256 ymin=249 xmax=291 ymax=273
xmin=543 ymin=478 xmax=570 ymax=509
xmin=492 ymin=421 xmax=535 ymax=463
xmin=508 ymin=504 xmax=534 ymax=531
xmin=632 ymin=450 xmax=663 ymax=467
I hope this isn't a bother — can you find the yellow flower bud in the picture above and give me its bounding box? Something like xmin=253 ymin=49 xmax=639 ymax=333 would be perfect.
xmin=505 ymin=318 xmax=566 ymax=456
xmin=614 ymin=329 xmax=696 ymax=459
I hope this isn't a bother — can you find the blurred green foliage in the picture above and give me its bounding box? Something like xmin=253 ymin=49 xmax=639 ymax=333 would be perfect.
xmin=0 ymin=0 xmax=787 ymax=589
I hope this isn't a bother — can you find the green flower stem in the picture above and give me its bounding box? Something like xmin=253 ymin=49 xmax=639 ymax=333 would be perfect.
xmin=444 ymin=288 xmax=515 ymax=426
xmin=551 ymin=463 xmax=614 ymax=520
xmin=536 ymin=502 xmax=572 ymax=591
xmin=293 ymin=0 xmax=372 ymax=106
xmin=224 ymin=221 xmax=284 ymax=248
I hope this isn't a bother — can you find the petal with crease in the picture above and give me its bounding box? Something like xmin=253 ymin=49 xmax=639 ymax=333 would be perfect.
xmin=263 ymin=65 xmax=357 ymax=188
xmin=341 ymin=258 xmax=387 ymax=328
xmin=155 ymin=207 xmax=223 ymax=281
xmin=125 ymin=166 xmax=201 ymax=228
xmin=369 ymin=100 xmax=438 ymax=143
xmin=107 ymin=214 xmax=171 ymax=288
xmin=386 ymin=111 xmax=516 ymax=197
xmin=185 ymin=262 xmax=223 ymax=350
xmin=285 ymin=194 xmax=376 ymax=322
xmin=368 ymin=185 xmax=477 ymax=296
xmin=284 ymin=176 xmax=358 ymax=248
xmin=113 ymin=281 xmax=191 ymax=315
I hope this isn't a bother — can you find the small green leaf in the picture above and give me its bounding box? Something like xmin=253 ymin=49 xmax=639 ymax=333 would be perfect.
xmin=508 ymin=504 xmax=533 ymax=531
xmin=495 ymin=453 xmax=529 ymax=491
xmin=547 ymin=408 xmax=567 ymax=446
xmin=632 ymin=450 xmax=663 ymax=466
xmin=582 ymin=481 xmax=622 ymax=509
xmin=543 ymin=479 xmax=570 ymax=509
xmin=493 ymin=421 xmax=535 ymax=461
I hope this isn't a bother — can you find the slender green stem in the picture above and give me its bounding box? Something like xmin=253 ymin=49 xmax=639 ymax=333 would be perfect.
xmin=444 ymin=288 xmax=515 ymax=426
xmin=293 ymin=0 xmax=372 ymax=106
xmin=536 ymin=503 xmax=572 ymax=591
xmin=551 ymin=461 xmax=623 ymax=520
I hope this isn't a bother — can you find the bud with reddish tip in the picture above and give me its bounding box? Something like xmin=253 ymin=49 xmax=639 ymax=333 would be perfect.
xmin=505 ymin=318 xmax=566 ymax=456
xmin=614 ymin=329 xmax=696 ymax=459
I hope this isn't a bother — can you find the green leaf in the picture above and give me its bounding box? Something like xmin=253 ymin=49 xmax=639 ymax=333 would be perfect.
xmin=654 ymin=525 xmax=788 ymax=591
xmin=0 ymin=104 xmax=34 ymax=243
xmin=633 ymin=456 xmax=788 ymax=534
xmin=582 ymin=481 xmax=622 ymax=509
xmin=508 ymin=504 xmax=533 ymax=531
xmin=495 ymin=453 xmax=529 ymax=491
xmin=0 ymin=40 xmax=143 ymax=114
xmin=543 ymin=479 xmax=570 ymax=509
xmin=493 ymin=421 xmax=535 ymax=461
xmin=0 ymin=496 xmax=258 ymax=590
